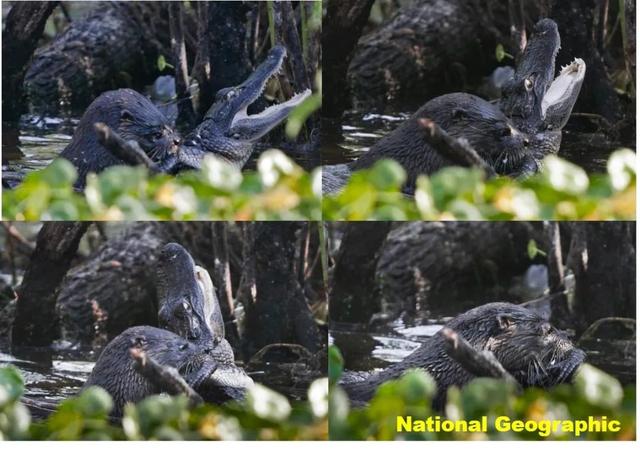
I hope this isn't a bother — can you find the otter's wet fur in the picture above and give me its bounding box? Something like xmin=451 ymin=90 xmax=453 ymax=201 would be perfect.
xmin=84 ymin=326 xmax=214 ymax=417
xmin=59 ymin=89 xmax=180 ymax=189
xmin=350 ymin=93 xmax=529 ymax=192
xmin=341 ymin=302 xmax=585 ymax=409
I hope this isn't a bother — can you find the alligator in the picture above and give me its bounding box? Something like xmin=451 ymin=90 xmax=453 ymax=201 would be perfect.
xmin=322 ymin=18 xmax=585 ymax=194
xmin=155 ymin=242 xmax=254 ymax=403
xmin=164 ymin=45 xmax=311 ymax=172
xmin=500 ymin=18 xmax=585 ymax=173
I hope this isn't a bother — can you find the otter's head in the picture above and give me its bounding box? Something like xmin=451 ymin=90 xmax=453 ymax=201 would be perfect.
xmin=86 ymin=89 xmax=181 ymax=163
xmin=451 ymin=302 xmax=585 ymax=388
xmin=176 ymin=45 xmax=311 ymax=170
xmin=430 ymin=94 xmax=530 ymax=175
xmin=123 ymin=326 xmax=201 ymax=370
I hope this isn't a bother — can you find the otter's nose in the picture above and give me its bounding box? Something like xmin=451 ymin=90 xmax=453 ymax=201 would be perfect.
xmin=173 ymin=137 xmax=181 ymax=146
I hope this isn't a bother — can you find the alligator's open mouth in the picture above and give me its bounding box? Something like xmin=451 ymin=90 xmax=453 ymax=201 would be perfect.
xmin=209 ymin=44 xmax=311 ymax=141
xmin=500 ymin=18 xmax=561 ymax=124
xmin=541 ymin=58 xmax=586 ymax=129
xmin=500 ymin=18 xmax=585 ymax=137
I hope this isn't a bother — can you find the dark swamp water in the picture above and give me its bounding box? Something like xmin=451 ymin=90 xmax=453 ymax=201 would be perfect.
xmin=3 ymin=106 xmax=629 ymax=185
xmin=329 ymin=263 xmax=636 ymax=388
xmin=0 ymin=337 xmax=315 ymax=415
xmin=321 ymin=109 xmax=631 ymax=173
xmin=1 ymin=111 xmax=319 ymax=187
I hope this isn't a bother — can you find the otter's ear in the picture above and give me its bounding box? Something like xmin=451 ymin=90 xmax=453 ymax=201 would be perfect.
xmin=497 ymin=314 xmax=515 ymax=330
xmin=120 ymin=109 xmax=134 ymax=122
xmin=451 ymin=108 xmax=468 ymax=120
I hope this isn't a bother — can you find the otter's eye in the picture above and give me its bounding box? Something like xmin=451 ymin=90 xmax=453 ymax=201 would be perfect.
xmin=179 ymin=343 xmax=188 ymax=351
xmin=500 ymin=127 xmax=512 ymax=137
xmin=541 ymin=323 xmax=552 ymax=335
xmin=524 ymin=78 xmax=534 ymax=91
xmin=182 ymin=301 xmax=191 ymax=312
xmin=153 ymin=131 xmax=163 ymax=140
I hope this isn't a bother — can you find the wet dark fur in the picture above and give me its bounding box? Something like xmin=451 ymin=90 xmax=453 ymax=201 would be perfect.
xmin=59 ymin=88 xmax=179 ymax=189
xmin=342 ymin=302 xmax=585 ymax=409
xmin=350 ymin=93 xmax=529 ymax=191
xmin=84 ymin=326 xmax=214 ymax=417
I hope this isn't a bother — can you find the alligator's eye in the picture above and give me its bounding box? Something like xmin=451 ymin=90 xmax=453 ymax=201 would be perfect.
xmin=524 ymin=78 xmax=534 ymax=91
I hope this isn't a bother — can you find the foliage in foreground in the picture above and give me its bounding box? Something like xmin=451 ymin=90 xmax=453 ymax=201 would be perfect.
xmin=328 ymin=346 xmax=635 ymax=441
xmin=3 ymin=149 xmax=635 ymax=220
xmin=0 ymin=365 xmax=327 ymax=441
xmin=324 ymin=149 xmax=636 ymax=220
xmin=2 ymin=150 xmax=322 ymax=221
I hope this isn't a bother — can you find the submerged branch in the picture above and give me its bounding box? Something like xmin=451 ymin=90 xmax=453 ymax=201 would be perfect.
xmin=417 ymin=118 xmax=497 ymax=179
xmin=130 ymin=348 xmax=203 ymax=408
xmin=94 ymin=123 xmax=161 ymax=174
xmin=442 ymin=327 xmax=520 ymax=389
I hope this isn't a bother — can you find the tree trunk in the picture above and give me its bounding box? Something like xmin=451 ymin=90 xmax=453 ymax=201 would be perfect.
xmin=347 ymin=0 xmax=506 ymax=110
xmin=375 ymin=222 xmax=543 ymax=318
xmin=196 ymin=1 xmax=253 ymax=117
xmin=11 ymin=222 xmax=89 ymax=347
xmin=169 ymin=1 xmax=196 ymax=127
xmin=241 ymin=222 xmax=322 ymax=360
xmin=2 ymin=1 xmax=58 ymax=122
xmin=23 ymin=2 xmax=172 ymax=114
xmin=566 ymin=222 xmax=635 ymax=334
xmin=330 ymin=221 xmax=391 ymax=322
xmin=321 ymin=0 xmax=375 ymax=120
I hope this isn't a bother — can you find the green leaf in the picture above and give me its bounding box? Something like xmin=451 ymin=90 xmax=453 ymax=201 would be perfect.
xmin=574 ymin=363 xmax=623 ymax=409
xmin=0 ymin=366 xmax=24 ymax=407
xmin=527 ymin=239 xmax=538 ymax=259
xmin=156 ymin=55 xmax=174 ymax=71
xmin=328 ymin=345 xmax=344 ymax=385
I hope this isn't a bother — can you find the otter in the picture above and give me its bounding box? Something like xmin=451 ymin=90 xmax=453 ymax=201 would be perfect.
xmin=341 ymin=302 xmax=585 ymax=409
xmin=59 ymin=88 xmax=181 ymax=189
xmin=84 ymin=326 xmax=216 ymax=417
xmin=323 ymin=93 xmax=530 ymax=194
xmin=83 ymin=245 xmax=254 ymax=417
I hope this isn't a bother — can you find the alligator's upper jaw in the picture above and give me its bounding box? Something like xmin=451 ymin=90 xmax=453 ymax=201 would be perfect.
xmin=541 ymin=58 xmax=585 ymax=130
xmin=208 ymin=45 xmax=287 ymax=128
xmin=501 ymin=18 xmax=560 ymax=124
xmin=230 ymin=88 xmax=312 ymax=141
xmin=156 ymin=243 xmax=199 ymax=302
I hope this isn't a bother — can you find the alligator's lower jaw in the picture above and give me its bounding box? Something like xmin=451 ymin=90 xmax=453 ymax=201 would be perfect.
xmin=230 ymin=88 xmax=312 ymax=140
xmin=541 ymin=58 xmax=586 ymax=120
